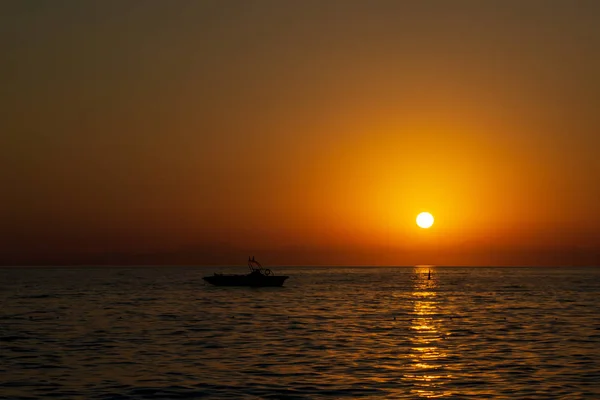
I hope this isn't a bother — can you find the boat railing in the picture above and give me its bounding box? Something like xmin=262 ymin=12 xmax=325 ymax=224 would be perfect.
xmin=247 ymin=257 xmax=273 ymax=276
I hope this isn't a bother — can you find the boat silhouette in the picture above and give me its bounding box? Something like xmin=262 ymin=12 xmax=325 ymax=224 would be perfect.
xmin=203 ymin=257 xmax=289 ymax=287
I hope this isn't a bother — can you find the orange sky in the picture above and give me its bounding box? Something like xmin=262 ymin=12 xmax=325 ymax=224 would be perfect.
xmin=1 ymin=1 xmax=599 ymax=266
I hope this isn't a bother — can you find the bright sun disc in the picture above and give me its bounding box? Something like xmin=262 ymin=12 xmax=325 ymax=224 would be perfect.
xmin=416 ymin=212 xmax=434 ymax=229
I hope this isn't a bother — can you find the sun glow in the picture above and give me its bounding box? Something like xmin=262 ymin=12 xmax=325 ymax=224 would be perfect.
xmin=416 ymin=212 xmax=434 ymax=229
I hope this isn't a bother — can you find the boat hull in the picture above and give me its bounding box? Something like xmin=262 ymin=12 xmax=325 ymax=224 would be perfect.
xmin=203 ymin=274 xmax=288 ymax=287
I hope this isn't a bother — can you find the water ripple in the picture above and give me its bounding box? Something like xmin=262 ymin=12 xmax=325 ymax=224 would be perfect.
xmin=1 ymin=266 xmax=600 ymax=398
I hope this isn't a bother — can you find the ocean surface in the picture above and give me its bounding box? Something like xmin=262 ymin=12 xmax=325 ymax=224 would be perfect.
xmin=1 ymin=266 xmax=600 ymax=399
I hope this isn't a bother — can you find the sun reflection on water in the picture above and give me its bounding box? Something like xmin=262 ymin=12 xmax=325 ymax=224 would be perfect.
xmin=402 ymin=266 xmax=453 ymax=398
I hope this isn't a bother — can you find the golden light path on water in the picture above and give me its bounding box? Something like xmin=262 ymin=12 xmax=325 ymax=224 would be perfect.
xmin=403 ymin=266 xmax=453 ymax=398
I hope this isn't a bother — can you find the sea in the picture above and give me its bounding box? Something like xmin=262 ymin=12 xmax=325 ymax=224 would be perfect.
xmin=1 ymin=266 xmax=600 ymax=399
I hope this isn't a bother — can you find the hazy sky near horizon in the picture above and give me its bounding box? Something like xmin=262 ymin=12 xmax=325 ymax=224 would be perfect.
xmin=2 ymin=0 xmax=599 ymax=265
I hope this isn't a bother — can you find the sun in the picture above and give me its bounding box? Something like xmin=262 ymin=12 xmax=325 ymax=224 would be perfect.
xmin=416 ymin=212 xmax=434 ymax=229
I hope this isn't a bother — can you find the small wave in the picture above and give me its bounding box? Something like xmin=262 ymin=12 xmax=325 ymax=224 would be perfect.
xmin=14 ymin=293 xmax=55 ymax=299
xmin=125 ymin=385 xmax=210 ymax=399
xmin=0 ymin=335 xmax=30 ymax=342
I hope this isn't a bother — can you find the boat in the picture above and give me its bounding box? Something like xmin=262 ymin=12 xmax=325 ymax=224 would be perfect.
xmin=203 ymin=257 xmax=289 ymax=287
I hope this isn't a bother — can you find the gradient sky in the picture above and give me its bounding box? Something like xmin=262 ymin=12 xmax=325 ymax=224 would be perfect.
xmin=2 ymin=0 xmax=599 ymax=266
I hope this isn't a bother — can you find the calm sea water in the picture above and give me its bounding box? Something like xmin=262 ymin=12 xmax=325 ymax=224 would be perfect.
xmin=1 ymin=266 xmax=600 ymax=399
